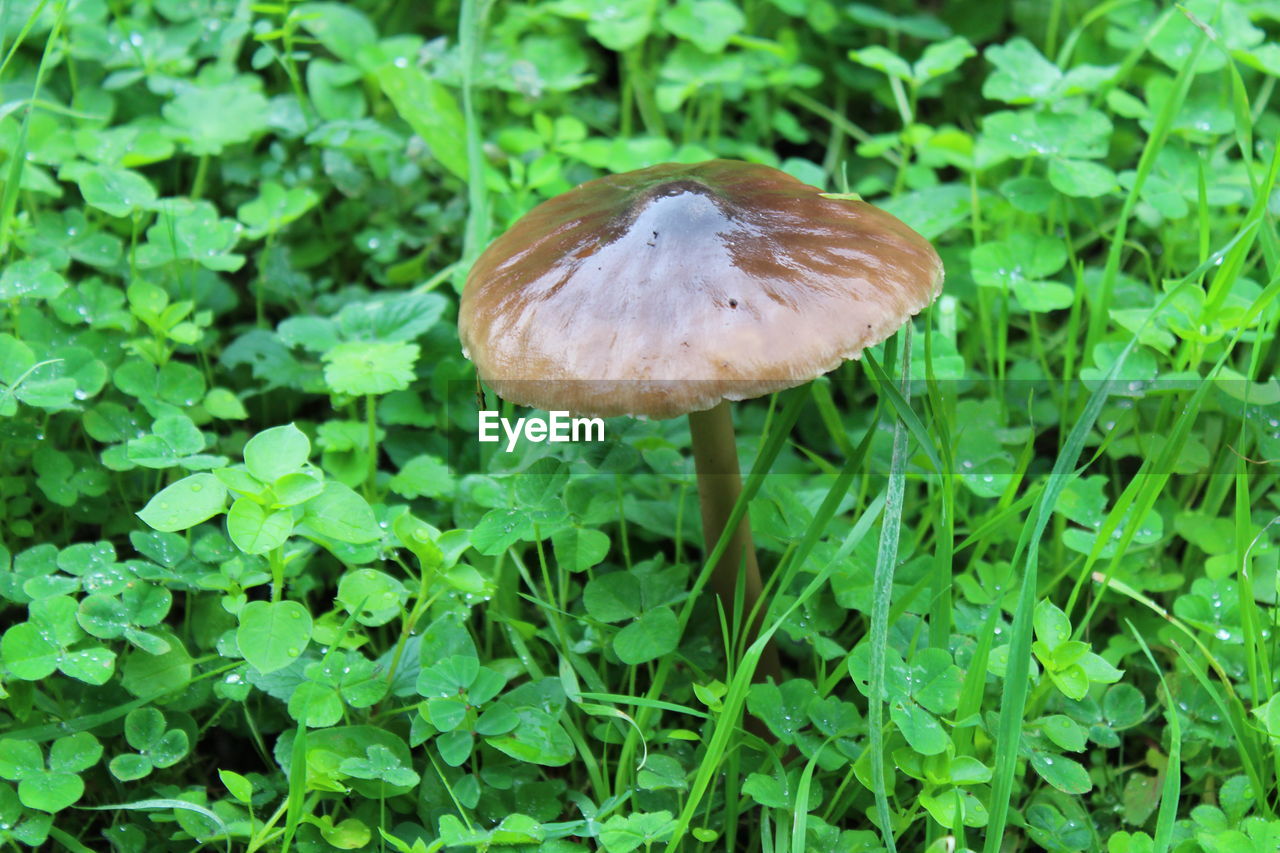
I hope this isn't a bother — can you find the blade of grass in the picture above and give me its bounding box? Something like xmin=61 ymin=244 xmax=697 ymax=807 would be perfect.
xmin=982 ymin=336 xmax=1141 ymax=853
xmin=1082 ymin=4 xmax=1210 ymax=356
xmin=866 ymin=326 xmax=914 ymax=853
xmin=1128 ymin=621 xmax=1181 ymax=853
xmin=666 ymin=489 xmax=888 ymax=852
xmin=1097 ymin=573 xmax=1270 ymax=814
xmin=0 ymin=0 xmax=64 ymax=260
xmin=1070 ymin=265 xmax=1280 ymax=631
xmin=922 ymin=318 xmax=956 ymax=650
xmin=790 ymin=741 xmax=831 ymax=853
xmin=614 ymin=387 xmax=809 ymax=791
xmin=458 ymin=0 xmax=491 ymax=267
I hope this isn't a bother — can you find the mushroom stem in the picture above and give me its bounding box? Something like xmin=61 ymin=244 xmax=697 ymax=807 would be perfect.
xmin=688 ymin=401 xmax=781 ymax=682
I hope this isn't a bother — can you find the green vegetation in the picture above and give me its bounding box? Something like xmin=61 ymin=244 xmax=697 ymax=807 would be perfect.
xmin=2 ymin=0 xmax=1280 ymax=851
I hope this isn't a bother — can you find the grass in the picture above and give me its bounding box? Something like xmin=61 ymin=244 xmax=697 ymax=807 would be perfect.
xmin=1 ymin=1 xmax=1279 ymax=851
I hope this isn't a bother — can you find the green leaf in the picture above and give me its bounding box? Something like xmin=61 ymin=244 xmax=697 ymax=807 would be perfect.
xmin=227 ymin=498 xmax=294 ymax=554
xmin=339 ymin=744 xmax=419 ymax=787
xmin=549 ymin=0 xmax=653 ymax=51
xmin=514 ymin=459 xmax=570 ymax=509
xmin=848 ymin=45 xmax=912 ymax=81
xmin=982 ymin=37 xmax=1062 ymax=103
xmin=273 ymin=472 xmax=325 ymax=506
xmin=322 ymin=341 xmax=419 ymax=396
xmin=1000 ymin=176 xmax=1054 ymax=213
xmin=427 ymin=697 xmax=469 ymax=731
xmin=219 ymin=769 xmax=253 ymax=803
xmin=374 ymin=65 xmax=467 ymax=180
xmin=204 ymin=388 xmax=248 ymax=420
xmin=879 ymin=184 xmax=975 ymax=240
xmin=237 ymin=600 xmax=312 ymax=674
xmin=475 ymin=701 xmax=519 ymax=736
xmin=137 ymin=473 xmax=227 ymax=532
xmin=288 ymin=682 xmax=344 ymax=728
xmin=0 ymin=739 xmax=43 ymax=780
xmin=971 ymin=232 xmax=1067 ymax=290
xmin=1013 ymin=280 xmax=1075 ymax=312
xmin=660 ymin=0 xmax=744 ymax=53
xmin=75 ymin=166 xmax=158 ymax=218
xmin=135 ymin=200 xmax=245 ymax=272
xmin=434 ymin=730 xmax=473 ymax=766
xmin=1033 ymin=601 xmax=1072 ymax=649
xmin=336 ymin=569 xmax=406 ymax=626
xmin=1030 ymin=751 xmax=1092 ymax=794
xmin=742 ymin=772 xmax=790 ymax=808
xmin=0 ymin=259 xmax=66 ymax=301
xmin=914 ymin=36 xmax=975 ymax=81
xmin=417 ymin=655 xmax=480 ymax=698
xmin=980 ymin=109 xmax=1111 ymax=161
xmin=300 ymin=482 xmax=381 ymax=544
xmin=152 ymin=729 xmax=189 ymax=768
xmin=120 ymin=631 xmax=192 ymax=697
xmin=1148 ymin=0 xmax=1259 ymax=74
xmin=388 ymin=454 xmax=454 ymax=499
xmin=470 ymin=508 xmax=533 ymax=555
xmin=124 ymin=583 xmax=172 ymax=628
xmin=890 ymin=700 xmax=950 ymax=755
xmin=243 ymin=423 xmax=311 ymax=483
xmin=598 ymin=811 xmax=677 ymax=853
xmin=911 ymin=649 xmax=963 ymax=714
xmin=124 ymin=708 xmax=167 ymax=750
xmin=77 ymin=594 xmax=130 ymax=639
xmin=485 ymin=707 xmax=574 ymax=766
xmin=1103 ymin=684 xmax=1146 ymax=728
xmin=163 ymin=76 xmax=270 ymax=156
xmin=1 ymin=622 xmax=60 ymax=680
xmin=18 ymin=773 xmax=83 ymax=813
xmin=296 ymin=2 xmax=378 ymax=66
xmin=613 ymin=606 xmax=679 ymax=665
xmin=237 ymin=181 xmax=320 ymax=239
xmin=551 ymin=527 xmax=610 ymax=573
xmin=60 ymin=647 xmax=117 ymax=685
xmin=1040 ymin=715 xmax=1088 ymax=752
xmin=109 ymin=753 xmax=153 ymax=782
xmin=1048 ymin=157 xmax=1118 ymax=198
xmin=845 ymin=4 xmax=949 ymax=39
xmin=583 ymin=572 xmax=643 ymax=622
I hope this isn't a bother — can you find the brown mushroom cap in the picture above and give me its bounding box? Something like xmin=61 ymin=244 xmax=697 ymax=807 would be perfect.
xmin=458 ymin=159 xmax=944 ymax=419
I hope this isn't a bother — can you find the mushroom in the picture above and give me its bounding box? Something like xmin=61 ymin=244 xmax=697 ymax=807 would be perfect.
xmin=459 ymin=159 xmax=943 ymax=679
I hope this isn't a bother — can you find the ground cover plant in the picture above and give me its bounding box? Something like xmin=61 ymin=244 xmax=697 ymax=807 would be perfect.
xmin=1 ymin=0 xmax=1279 ymax=850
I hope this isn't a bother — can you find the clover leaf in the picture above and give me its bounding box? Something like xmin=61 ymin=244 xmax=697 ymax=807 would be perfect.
xmin=108 ymin=708 xmax=189 ymax=780
xmin=322 ymin=341 xmax=420 ymax=396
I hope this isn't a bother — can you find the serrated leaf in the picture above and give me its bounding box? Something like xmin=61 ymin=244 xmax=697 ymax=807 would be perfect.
xmin=322 ymin=341 xmax=419 ymax=396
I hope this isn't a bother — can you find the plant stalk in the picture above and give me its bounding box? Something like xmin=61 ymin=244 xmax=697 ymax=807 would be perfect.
xmin=688 ymin=401 xmax=781 ymax=682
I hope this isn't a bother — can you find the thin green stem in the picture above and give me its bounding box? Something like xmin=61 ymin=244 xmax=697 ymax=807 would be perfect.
xmin=365 ymin=393 xmax=378 ymax=499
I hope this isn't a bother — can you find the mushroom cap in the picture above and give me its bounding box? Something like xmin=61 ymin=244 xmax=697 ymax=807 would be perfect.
xmin=458 ymin=159 xmax=943 ymax=419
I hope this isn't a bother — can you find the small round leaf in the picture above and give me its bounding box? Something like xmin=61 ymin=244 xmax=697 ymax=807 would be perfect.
xmin=137 ymin=473 xmax=227 ymax=532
